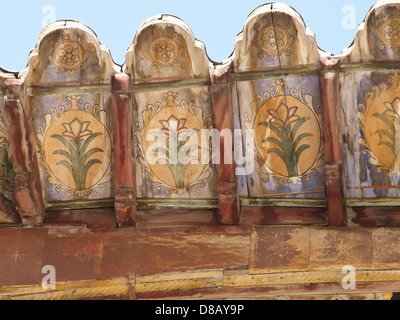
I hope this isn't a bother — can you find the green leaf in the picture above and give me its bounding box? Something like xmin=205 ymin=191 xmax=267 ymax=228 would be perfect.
xmin=84 ymin=159 xmax=102 ymax=178
xmin=179 ymin=145 xmax=200 ymax=164
xmin=295 ymin=144 xmax=311 ymax=162
xmin=258 ymin=122 xmax=284 ymax=138
xmin=77 ymin=139 xmax=84 ymax=150
xmin=56 ymin=160 xmax=74 ymax=175
xmin=262 ymin=136 xmax=284 ymax=150
xmin=80 ymin=132 xmax=103 ymax=154
xmin=177 ymin=129 xmax=199 ymax=150
xmin=293 ymin=133 xmax=313 ymax=150
xmin=372 ymin=113 xmax=396 ymax=134
xmin=374 ymin=129 xmax=396 ymax=144
xmin=53 ymin=149 xmax=73 ymax=162
xmin=267 ymin=148 xmax=285 ymax=162
xmin=82 ymin=148 xmax=104 ymax=164
xmin=151 ymin=147 xmax=170 ymax=162
xmin=180 ymin=144 xmax=200 ymax=155
xmin=51 ymin=134 xmax=78 ymax=157
xmin=183 ymin=156 xmax=199 ymax=164
xmin=290 ymin=117 xmax=310 ymax=141
xmin=149 ymin=131 xmax=168 ymax=146
xmin=379 ymin=140 xmax=396 ymax=154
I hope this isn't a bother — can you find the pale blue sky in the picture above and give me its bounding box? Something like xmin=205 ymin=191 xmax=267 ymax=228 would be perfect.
xmin=0 ymin=0 xmax=377 ymax=71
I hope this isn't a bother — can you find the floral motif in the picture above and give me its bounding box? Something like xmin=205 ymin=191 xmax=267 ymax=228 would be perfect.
xmin=159 ymin=115 xmax=187 ymax=137
xmin=255 ymin=23 xmax=295 ymax=60
xmin=153 ymin=41 xmax=176 ymax=63
xmin=268 ymin=104 xmax=300 ymax=127
xmin=52 ymin=118 xmax=103 ymax=191
xmin=151 ymin=114 xmax=198 ymax=189
xmin=384 ymin=97 xmax=400 ymax=119
xmin=261 ymin=30 xmax=285 ymax=53
xmin=144 ymin=29 xmax=185 ymax=71
xmin=244 ymin=80 xmax=323 ymax=185
xmin=260 ymin=103 xmax=312 ymax=178
xmin=61 ymin=118 xmax=93 ymax=143
xmin=358 ymin=73 xmax=400 ymax=174
xmin=60 ymin=45 xmax=80 ymax=66
xmin=384 ymin=22 xmax=400 ymax=42
xmin=48 ymin=35 xmax=90 ymax=75
xmin=376 ymin=11 xmax=400 ymax=52
xmin=37 ymin=96 xmax=113 ymax=200
xmin=136 ymin=92 xmax=214 ymax=195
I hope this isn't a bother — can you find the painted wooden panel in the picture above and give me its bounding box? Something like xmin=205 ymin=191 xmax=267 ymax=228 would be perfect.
xmin=32 ymin=93 xmax=114 ymax=204
xmin=342 ymin=1 xmax=400 ymax=63
xmin=339 ymin=2 xmax=400 ymax=206
xmin=235 ymin=76 xmax=325 ymax=199
xmin=20 ymin=21 xmax=120 ymax=209
xmin=126 ymin=15 xmax=218 ymax=201
xmin=234 ymin=3 xmax=322 ymax=73
xmin=233 ymin=4 xmax=326 ymax=202
xmin=134 ymin=88 xmax=218 ymax=199
xmin=0 ymin=71 xmax=15 ymax=202
xmin=125 ymin=15 xmax=210 ymax=81
xmin=20 ymin=21 xmax=120 ymax=86
xmin=340 ymin=71 xmax=400 ymax=200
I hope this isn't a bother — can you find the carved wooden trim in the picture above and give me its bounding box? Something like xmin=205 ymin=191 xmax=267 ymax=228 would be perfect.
xmin=112 ymin=74 xmax=136 ymax=227
xmin=319 ymin=57 xmax=346 ymax=227
xmin=210 ymin=67 xmax=239 ymax=225
xmin=4 ymin=79 xmax=45 ymax=225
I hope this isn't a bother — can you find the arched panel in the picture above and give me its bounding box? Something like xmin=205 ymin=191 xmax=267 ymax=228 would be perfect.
xmin=340 ymin=1 xmax=400 ymax=221
xmin=232 ymin=3 xmax=329 ymax=225
xmin=20 ymin=21 xmax=120 ymax=211
xmin=125 ymin=15 xmax=219 ymax=224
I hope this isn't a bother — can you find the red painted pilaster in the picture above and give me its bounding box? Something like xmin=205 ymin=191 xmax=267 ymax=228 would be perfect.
xmin=210 ymin=67 xmax=239 ymax=225
xmin=112 ymin=74 xmax=136 ymax=227
xmin=4 ymin=79 xmax=45 ymax=225
xmin=319 ymin=57 xmax=346 ymax=227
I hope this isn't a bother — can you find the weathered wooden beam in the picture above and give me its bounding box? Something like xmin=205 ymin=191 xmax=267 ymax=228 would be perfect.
xmin=319 ymin=57 xmax=346 ymax=227
xmin=0 ymin=270 xmax=398 ymax=300
xmin=0 ymin=196 xmax=20 ymax=224
xmin=112 ymin=74 xmax=136 ymax=227
xmin=4 ymin=79 xmax=45 ymax=225
xmin=210 ymin=67 xmax=239 ymax=225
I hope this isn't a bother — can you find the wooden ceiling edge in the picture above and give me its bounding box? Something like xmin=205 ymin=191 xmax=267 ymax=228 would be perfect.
xmin=1 ymin=270 xmax=400 ymax=300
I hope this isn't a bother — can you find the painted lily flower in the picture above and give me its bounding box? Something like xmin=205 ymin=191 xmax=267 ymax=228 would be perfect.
xmin=384 ymin=98 xmax=400 ymax=119
xmin=268 ymin=104 xmax=300 ymax=128
xmin=159 ymin=115 xmax=188 ymax=138
xmin=62 ymin=118 xmax=93 ymax=143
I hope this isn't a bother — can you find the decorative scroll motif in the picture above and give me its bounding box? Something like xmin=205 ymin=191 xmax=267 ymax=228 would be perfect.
xmin=0 ymin=115 xmax=14 ymax=201
xmin=375 ymin=10 xmax=400 ymax=52
xmin=254 ymin=21 xmax=295 ymax=60
xmin=358 ymin=73 xmax=400 ymax=176
xmin=244 ymin=80 xmax=323 ymax=184
xmin=136 ymin=92 xmax=213 ymax=195
xmin=37 ymin=96 xmax=113 ymax=198
xmin=143 ymin=29 xmax=185 ymax=71
xmin=48 ymin=35 xmax=91 ymax=75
